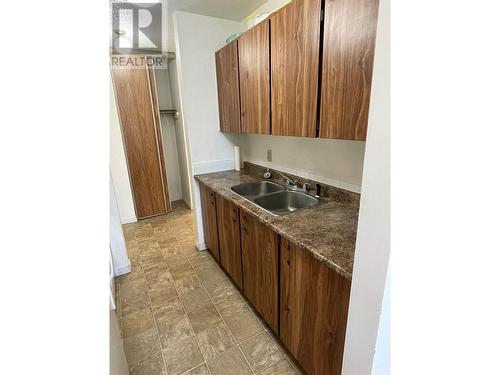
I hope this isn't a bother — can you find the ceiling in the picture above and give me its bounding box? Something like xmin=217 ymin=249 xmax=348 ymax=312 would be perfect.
xmin=167 ymin=0 xmax=269 ymax=21
xmin=164 ymin=0 xmax=269 ymax=52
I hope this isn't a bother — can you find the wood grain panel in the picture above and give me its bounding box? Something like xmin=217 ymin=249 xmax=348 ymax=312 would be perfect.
xmin=111 ymin=61 xmax=169 ymax=219
xmin=280 ymin=238 xmax=351 ymax=375
xmin=216 ymin=195 xmax=243 ymax=289
xmin=270 ymin=0 xmax=321 ymax=137
xmin=215 ymin=42 xmax=241 ymax=133
xmin=238 ymin=20 xmax=270 ymax=134
xmin=240 ymin=211 xmax=279 ymax=334
xmin=200 ymin=183 xmax=220 ymax=262
xmin=319 ymin=0 xmax=380 ymax=140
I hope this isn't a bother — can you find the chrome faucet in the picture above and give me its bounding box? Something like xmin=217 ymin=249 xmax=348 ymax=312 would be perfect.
xmin=275 ymin=171 xmax=298 ymax=189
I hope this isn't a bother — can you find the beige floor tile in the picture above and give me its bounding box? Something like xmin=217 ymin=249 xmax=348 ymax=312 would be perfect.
xmin=120 ymin=209 xmax=295 ymax=375
xmin=129 ymin=351 xmax=167 ymax=375
xmin=203 ymin=279 xmax=238 ymax=305
xmin=170 ymin=262 xmax=195 ymax=281
xmin=144 ymin=268 xmax=174 ymax=289
xmin=156 ymin=314 xmax=193 ymax=348
xmin=196 ymin=322 xmax=235 ymax=360
xmin=187 ymin=305 xmax=222 ymax=333
xmin=140 ymin=245 xmax=162 ymax=258
xmin=123 ymin=327 xmax=161 ymax=366
xmin=138 ymin=235 xmax=160 ymax=247
xmin=184 ymin=363 xmax=210 ymax=375
xmin=122 ymin=308 xmax=155 ymax=338
xmin=162 ymin=336 xmax=204 ymax=375
xmin=257 ymin=358 xmax=298 ymax=375
xmin=196 ymin=264 xmax=227 ymax=285
xmin=215 ymin=293 xmax=247 ymax=319
xmin=140 ymin=254 xmax=164 ymax=269
xmin=188 ymin=252 xmax=216 ymax=268
xmin=174 ymin=273 xmax=201 ymax=295
xmin=207 ymin=346 xmax=252 ymax=375
xmin=121 ymin=292 xmax=151 ymax=317
xmin=129 ymin=255 xmax=142 ymax=267
xmin=118 ymin=272 xmax=146 ymax=289
xmin=224 ymin=306 xmax=264 ymax=343
xmin=240 ymin=331 xmax=284 ymax=373
xmin=148 ymin=282 xmax=178 ymax=307
xmin=156 ymin=235 xmax=178 ymax=248
xmin=152 ymin=297 xmax=185 ymax=321
xmin=180 ymin=288 xmax=212 ymax=313
xmin=120 ymin=278 xmax=148 ymax=298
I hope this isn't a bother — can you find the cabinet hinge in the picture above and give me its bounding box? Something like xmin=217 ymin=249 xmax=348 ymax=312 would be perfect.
xmin=320 ymin=9 xmax=324 ymax=21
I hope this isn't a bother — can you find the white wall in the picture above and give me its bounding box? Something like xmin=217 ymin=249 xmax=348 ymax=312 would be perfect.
xmin=110 ymin=79 xmax=136 ymax=224
xmin=237 ymin=135 xmax=365 ymax=193
xmin=246 ymin=0 xmax=290 ymax=19
xmin=154 ymin=64 xmax=185 ymax=202
xmin=160 ymin=114 xmax=183 ymax=201
xmin=110 ymin=176 xmax=130 ymax=276
xmin=168 ymin=58 xmax=192 ymax=207
xmin=371 ymin=268 xmax=390 ymax=375
xmin=341 ymin=0 xmax=390 ymax=373
xmin=173 ymin=11 xmax=246 ymax=247
xmin=155 ymin=61 xmax=174 ymax=109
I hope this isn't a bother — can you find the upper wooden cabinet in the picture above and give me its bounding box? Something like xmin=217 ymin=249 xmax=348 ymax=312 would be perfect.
xmin=216 ymin=195 xmax=243 ymax=289
xmin=215 ymin=41 xmax=241 ymax=133
xmin=199 ymin=183 xmax=220 ymax=262
xmin=238 ymin=20 xmax=271 ymax=134
xmin=319 ymin=0 xmax=380 ymax=140
xmin=214 ymin=0 xmax=380 ymax=141
xmin=240 ymin=211 xmax=279 ymax=334
xmin=280 ymin=238 xmax=351 ymax=375
xmin=270 ymin=0 xmax=321 ymax=137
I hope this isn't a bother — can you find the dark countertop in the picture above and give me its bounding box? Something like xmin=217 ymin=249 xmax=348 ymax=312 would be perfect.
xmin=194 ymin=169 xmax=360 ymax=280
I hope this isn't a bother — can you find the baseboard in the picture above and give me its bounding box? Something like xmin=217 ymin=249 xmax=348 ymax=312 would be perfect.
xmin=114 ymin=259 xmax=131 ymax=276
xmin=191 ymin=159 xmax=234 ymax=175
xmin=196 ymin=242 xmax=208 ymax=251
xmin=121 ymin=216 xmax=137 ymax=224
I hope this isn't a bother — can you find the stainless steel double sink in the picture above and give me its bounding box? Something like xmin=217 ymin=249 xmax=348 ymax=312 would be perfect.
xmin=230 ymin=180 xmax=323 ymax=216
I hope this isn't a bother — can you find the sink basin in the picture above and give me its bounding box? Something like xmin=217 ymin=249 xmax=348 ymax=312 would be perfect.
xmin=231 ymin=181 xmax=284 ymax=200
xmin=253 ymin=191 xmax=320 ymax=215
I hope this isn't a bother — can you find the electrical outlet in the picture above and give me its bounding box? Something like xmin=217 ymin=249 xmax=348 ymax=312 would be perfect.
xmin=267 ymin=149 xmax=272 ymax=162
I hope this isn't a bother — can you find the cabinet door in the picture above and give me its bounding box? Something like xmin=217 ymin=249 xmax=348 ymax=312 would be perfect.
xmin=281 ymin=238 xmax=351 ymax=375
xmin=200 ymin=184 xmax=220 ymax=262
xmin=216 ymin=195 xmax=243 ymax=289
xmin=319 ymin=0 xmax=380 ymax=140
xmin=240 ymin=211 xmax=279 ymax=333
xmin=111 ymin=62 xmax=170 ymax=218
xmin=238 ymin=20 xmax=270 ymax=134
xmin=215 ymin=42 xmax=241 ymax=133
xmin=270 ymin=0 xmax=321 ymax=137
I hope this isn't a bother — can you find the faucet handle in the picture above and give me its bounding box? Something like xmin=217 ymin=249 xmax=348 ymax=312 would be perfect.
xmin=302 ymin=182 xmax=310 ymax=191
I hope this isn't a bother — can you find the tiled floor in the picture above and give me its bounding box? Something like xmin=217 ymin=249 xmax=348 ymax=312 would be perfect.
xmin=115 ymin=202 xmax=302 ymax=375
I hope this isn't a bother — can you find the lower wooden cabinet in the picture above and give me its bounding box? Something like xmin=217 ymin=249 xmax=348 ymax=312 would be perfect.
xmin=216 ymin=195 xmax=244 ymax=290
xmin=240 ymin=211 xmax=279 ymax=334
xmin=199 ymin=183 xmax=220 ymax=261
xmin=280 ymin=237 xmax=351 ymax=375
xmin=199 ymin=184 xmax=351 ymax=375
